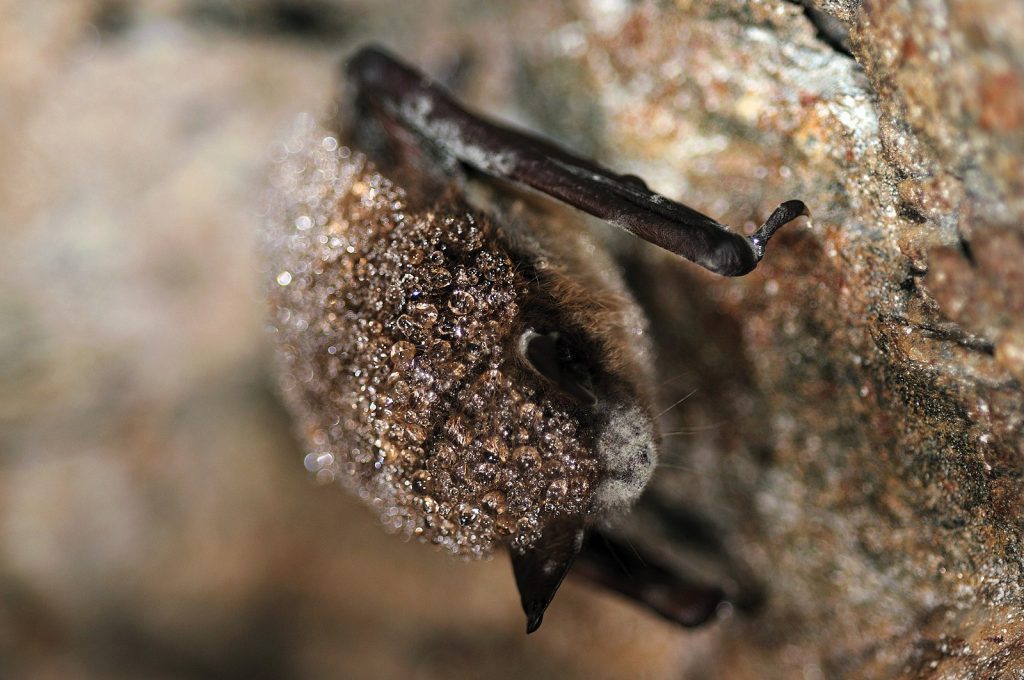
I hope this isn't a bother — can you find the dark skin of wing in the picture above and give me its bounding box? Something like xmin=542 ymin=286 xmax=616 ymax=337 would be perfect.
xmin=346 ymin=45 xmax=808 ymax=277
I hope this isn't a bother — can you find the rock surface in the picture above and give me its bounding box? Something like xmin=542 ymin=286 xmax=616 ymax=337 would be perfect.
xmin=2 ymin=1 xmax=1021 ymax=678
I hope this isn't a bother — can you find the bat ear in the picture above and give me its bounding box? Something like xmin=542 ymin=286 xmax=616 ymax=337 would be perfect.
xmin=509 ymin=515 xmax=586 ymax=633
xmin=520 ymin=331 xmax=598 ymax=406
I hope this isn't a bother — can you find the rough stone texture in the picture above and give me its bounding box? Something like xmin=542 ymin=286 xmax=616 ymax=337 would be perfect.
xmin=540 ymin=1 xmax=1024 ymax=677
xmin=2 ymin=0 xmax=1021 ymax=678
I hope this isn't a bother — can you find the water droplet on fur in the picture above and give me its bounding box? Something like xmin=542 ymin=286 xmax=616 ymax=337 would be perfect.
xmin=429 ymin=266 xmax=452 ymax=288
xmin=448 ymin=290 xmax=476 ymax=315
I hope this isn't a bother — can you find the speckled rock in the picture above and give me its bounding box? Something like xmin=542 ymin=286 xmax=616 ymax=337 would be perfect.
xmin=518 ymin=1 xmax=1023 ymax=678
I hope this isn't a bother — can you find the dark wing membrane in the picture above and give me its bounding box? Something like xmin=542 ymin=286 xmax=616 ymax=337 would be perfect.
xmin=346 ymin=45 xmax=808 ymax=277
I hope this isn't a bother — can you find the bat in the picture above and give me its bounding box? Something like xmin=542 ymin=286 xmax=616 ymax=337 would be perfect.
xmin=264 ymin=45 xmax=807 ymax=633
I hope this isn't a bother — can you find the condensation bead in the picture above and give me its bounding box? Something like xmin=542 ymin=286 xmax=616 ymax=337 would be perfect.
xmin=395 ymin=314 xmax=420 ymax=338
xmin=458 ymin=503 xmax=481 ymax=526
xmin=265 ymin=120 xmax=601 ymax=557
xmin=445 ymin=361 xmax=467 ymax=380
xmin=474 ymin=462 xmax=496 ymax=482
xmin=411 ymin=302 xmax=438 ymax=326
xmin=432 ymin=442 xmax=456 ymax=464
xmin=404 ymin=422 xmax=427 ymax=444
xmin=390 ymin=340 xmax=416 ymax=369
xmin=519 ymin=402 xmax=543 ymax=430
xmin=546 ymin=478 xmax=569 ymax=501
xmin=569 ymin=476 xmax=590 ymax=497
xmin=514 ymin=446 xmax=541 ymax=470
xmin=494 ymin=515 xmax=517 ymax=536
xmin=428 ymin=339 xmax=451 ymax=359
xmin=481 ymin=490 xmax=507 ymax=516
xmin=481 ymin=436 xmax=509 ymax=464
xmin=429 ymin=266 xmax=453 ymax=288
xmin=453 ymin=267 xmax=478 ymax=287
xmin=447 ymin=290 xmax=476 ymax=316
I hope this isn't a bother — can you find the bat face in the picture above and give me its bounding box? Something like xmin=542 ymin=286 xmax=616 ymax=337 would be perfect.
xmin=265 ymin=45 xmax=806 ymax=633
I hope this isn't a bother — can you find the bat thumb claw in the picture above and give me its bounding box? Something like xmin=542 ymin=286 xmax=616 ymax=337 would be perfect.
xmin=750 ymin=199 xmax=810 ymax=261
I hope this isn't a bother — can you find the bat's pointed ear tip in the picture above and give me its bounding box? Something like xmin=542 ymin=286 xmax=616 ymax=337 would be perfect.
xmin=509 ymin=516 xmax=586 ymax=635
xmin=525 ymin=609 xmax=545 ymax=634
xmin=513 ymin=558 xmax=557 ymax=634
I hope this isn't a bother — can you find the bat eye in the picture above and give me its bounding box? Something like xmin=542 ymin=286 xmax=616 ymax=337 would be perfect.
xmin=520 ymin=330 xmax=597 ymax=406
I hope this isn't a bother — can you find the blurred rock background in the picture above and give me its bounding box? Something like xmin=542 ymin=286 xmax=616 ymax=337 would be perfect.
xmin=1 ymin=1 xmax=1021 ymax=679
